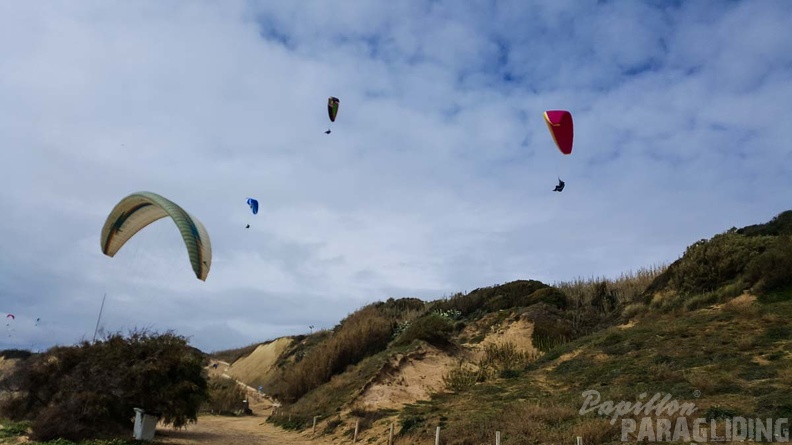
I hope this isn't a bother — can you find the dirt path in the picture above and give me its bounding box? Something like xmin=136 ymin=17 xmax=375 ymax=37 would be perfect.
xmin=154 ymin=363 xmax=328 ymax=445
xmin=155 ymin=408 xmax=322 ymax=445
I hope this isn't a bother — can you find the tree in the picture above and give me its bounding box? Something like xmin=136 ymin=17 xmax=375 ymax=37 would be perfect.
xmin=0 ymin=329 xmax=209 ymax=442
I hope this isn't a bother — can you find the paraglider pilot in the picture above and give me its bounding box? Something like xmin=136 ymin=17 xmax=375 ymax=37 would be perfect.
xmin=553 ymin=179 xmax=565 ymax=192
xmin=324 ymin=129 xmax=331 ymax=134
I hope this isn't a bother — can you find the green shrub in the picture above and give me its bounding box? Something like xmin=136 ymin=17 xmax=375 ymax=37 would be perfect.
xmin=621 ymin=303 xmax=648 ymax=319
xmin=399 ymin=415 xmax=426 ymax=435
xmin=442 ymin=363 xmax=479 ymax=392
xmin=522 ymin=288 xmax=568 ymax=310
xmin=0 ymin=330 xmax=207 ymax=443
xmin=668 ymin=233 xmax=773 ymax=295
xmin=478 ymin=342 xmax=535 ymax=379
xmin=0 ymin=419 xmax=30 ymax=437
xmin=746 ymin=236 xmax=792 ymax=293
xmin=202 ymin=376 xmax=247 ymax=415
xmin=435 ymin=280 xmax=549 ymax=316
xmin=395 ymin=313 xmax=453 ymax=347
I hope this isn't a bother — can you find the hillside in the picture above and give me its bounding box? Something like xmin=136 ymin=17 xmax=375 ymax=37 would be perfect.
xmin=209 ymin=210 xmax=792 ymax=445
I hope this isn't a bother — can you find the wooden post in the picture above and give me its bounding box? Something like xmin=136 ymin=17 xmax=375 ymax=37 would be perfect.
xmin=353 ymin=419 xmax=359 ymax=442
xmin=576 ymin=436 xmax=583 ymax=445
xmin=496 ymin=431 xmax=501 ymax=445
xmin=435 ymin=426 xmax=441 ymax=445
xmin=312 ymin=416 xmax=318 ymax=434
xmin=389 ymin=422 xmax=395 ymax=445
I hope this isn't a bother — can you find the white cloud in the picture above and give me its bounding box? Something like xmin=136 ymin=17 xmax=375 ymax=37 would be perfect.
xmin=1 ymin=0 xmax=790 ymax=352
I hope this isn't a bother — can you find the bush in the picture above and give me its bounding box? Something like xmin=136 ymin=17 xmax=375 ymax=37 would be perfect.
xmin=394 ymin=313 xmax=453 ymax=347
xmin=0 ymin=329 xmax=208 ymax=442
xmin=621 ymin=302 xmax=648 ymax=319
xmin=0 ymin=349 xmax=32 ymax=360
xmin=521 ymin=287 xmax=568 ymax=310
xmin=524 ymin=306 xmax=576 ymax=353
xmin=435 ymin=280 xmax=549 ymax=316
xmin=442 ymin=363 xmax=479 ymax=392
xmin=0 ymin=419 xmax=30 ymax=437
xmin=667 ymin=233 xmax=773 ymax=295
xmin=203 ymin=376 xmax=247 ymax=415
xmin=478 ymin=342 xmax=535 ymax=379
xmin=746 ymin=236 xmax=792 ymax=293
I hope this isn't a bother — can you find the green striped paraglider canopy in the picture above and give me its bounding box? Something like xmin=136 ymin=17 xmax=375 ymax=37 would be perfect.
xmin=100 ymin=191 xmax=212 ymax=281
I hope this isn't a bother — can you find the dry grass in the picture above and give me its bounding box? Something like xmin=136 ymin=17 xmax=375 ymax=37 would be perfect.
xmin=556 ymin=264 xmax=668 ymax=309
xmin=271 ymin=304 xmax=394 ymax=402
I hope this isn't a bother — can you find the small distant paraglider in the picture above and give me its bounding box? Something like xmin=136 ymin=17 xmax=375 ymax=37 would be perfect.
xmin=6 ymin=314 xmax=14 ymax=337
xmin=246 ymin=198 xmax=259 ymax=229
xmin=326 ymin=96 xmax=339 ymax=134
xmin=553 ymin=178 xmax=565 ymax=192
xmin=544 ymin=110 xmax=573 ymax=192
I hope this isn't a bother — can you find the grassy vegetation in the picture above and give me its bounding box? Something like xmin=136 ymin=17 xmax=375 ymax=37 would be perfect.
xmin=252 ymin=210 xmax=792 ymax=445
xmin=260 ymin=298 xmax=428 ymax=405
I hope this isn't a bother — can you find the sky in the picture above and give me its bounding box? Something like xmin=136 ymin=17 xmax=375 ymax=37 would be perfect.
xmin=1 ymin=0 xmax=791 ymax=353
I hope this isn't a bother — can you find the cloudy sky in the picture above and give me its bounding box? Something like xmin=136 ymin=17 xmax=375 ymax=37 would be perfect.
xmin=1 ymin=1 xmax=791 ymax=353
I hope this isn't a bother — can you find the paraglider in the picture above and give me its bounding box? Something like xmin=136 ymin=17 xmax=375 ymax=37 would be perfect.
xmin=246 ymin=198 xmax=259 ymax=229
xmin=6 ymin=314 xmax=13 ymax=337
xmin=247 ymin=198 xmax=259 ymax=215
xmin=543 ymin=110 xmax=573 ymax=155
xmin=553 ymin=178 xmax=565 ymax=192
xmin=326 ymin=96 xmax=339 ymax=134
xmin=100 ymin=191 xmax=213 ymax=281
xmin=543 ymin=110 xmax=573 ymax=191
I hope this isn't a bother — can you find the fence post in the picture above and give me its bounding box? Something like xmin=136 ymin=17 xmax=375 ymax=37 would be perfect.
xmin=389 ymin=422 xmax=395 ymax=445
xmin=354 ymin=419 xmax=359 ymax=442
xmin=312 ymin=416 xmax=318 ymax=434
xmin=435 ymin=426 xmax=441 ymax=445
xmin=576 ymin=436 xmax=583 ymax=445
xmin=496 ymin=431 xmax=501 ymax=445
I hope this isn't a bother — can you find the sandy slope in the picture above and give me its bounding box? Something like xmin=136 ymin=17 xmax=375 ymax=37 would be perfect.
xmin=225 ymin=338 xmax=293 ymax=389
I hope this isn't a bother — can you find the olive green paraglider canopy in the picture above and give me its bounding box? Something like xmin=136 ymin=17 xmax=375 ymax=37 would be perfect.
xmin=100 ymin=191 xmax=212 ymax=281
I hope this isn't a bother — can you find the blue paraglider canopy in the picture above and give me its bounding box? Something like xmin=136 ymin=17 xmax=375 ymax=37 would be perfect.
xmin=247 ymin=198 xmax=259 ymax=215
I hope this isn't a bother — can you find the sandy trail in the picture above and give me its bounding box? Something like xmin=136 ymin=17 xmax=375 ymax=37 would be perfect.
xmin=155 ymin=408 xmax=320 ymax=445
xmin=155 ymin=363 xmax=326 ymax=445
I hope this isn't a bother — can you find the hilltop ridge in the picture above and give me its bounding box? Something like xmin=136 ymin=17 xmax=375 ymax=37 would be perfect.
xmin=209 ymin=210 xmax=792 ymax=444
